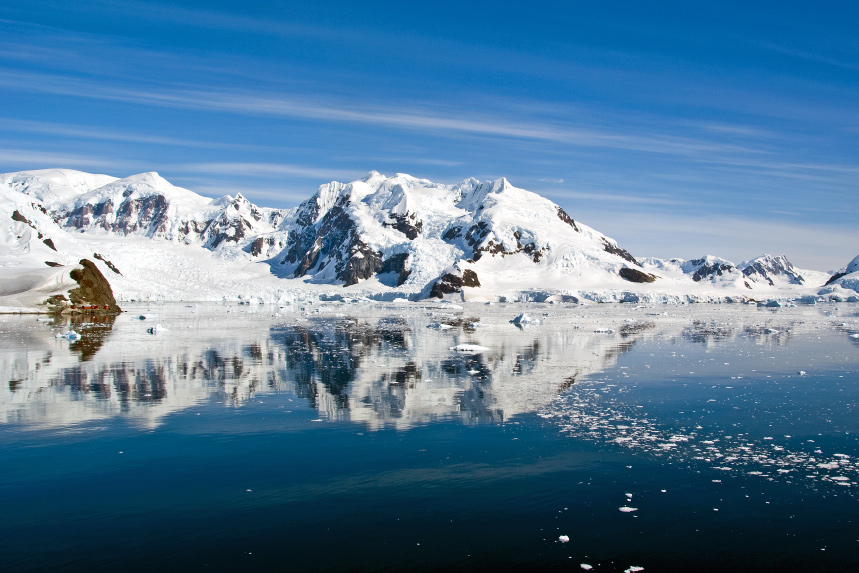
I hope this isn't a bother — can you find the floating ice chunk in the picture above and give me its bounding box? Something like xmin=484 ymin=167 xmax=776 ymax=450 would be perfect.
xmin=624 ymin=567 xmax=644 ymax=573
xmin=798 ymin=371 xmax=807 ymax=376
xmin=558 ymin=535 xmax=570 ymax=543
xmin=427 ymin=323 xmax=453 ymax=330
xmin=851 ymin=334 xmax=859 ymax=339
xmin=56 ymin=330 xmax=81 ymax=340
xmin=511 ymin=313 xmax=541 ymax=325
xmin=147 ymin=324 xmax=168 ymax=334
xmin=618 ymin=506 xmax=638 ymax=512
xmin=450 ymin=344 xmax=491 ymax=354
xmin=580 ymin=565 xmax=593 ymax=571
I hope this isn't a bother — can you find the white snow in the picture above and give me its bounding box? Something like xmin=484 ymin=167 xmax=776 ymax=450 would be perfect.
xmin=1 ymin=168 xmax=855 ymax=311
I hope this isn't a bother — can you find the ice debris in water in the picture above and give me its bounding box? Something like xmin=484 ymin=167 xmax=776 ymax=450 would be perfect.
xmin=580 ymin=565 xmax=593 ymax=571
xmin=147 ymin=324 xmax=168 ymax=334
xmin=619 ymin=506 xmax=638 ymax=512
xmin=511 ymin=313 xmax=540 ymax=325
xmin=56 ymin=330 xmax=81 ymax=341
xmin=558 ymin=535 xmax=570 ymax=543
xmin=427 ymin=323 xmax=453 ymax=330
xmin=625 ymin=567 xmax=644 ymax=573
xmin=450 ymin=344 xmax=491 ymax=354
xmin=543 ymin=380 xmax=859 ymax=494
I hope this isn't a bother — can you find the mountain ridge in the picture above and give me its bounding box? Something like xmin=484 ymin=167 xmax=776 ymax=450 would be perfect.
xmin=1 ymin=168 xmax=856 ymax=308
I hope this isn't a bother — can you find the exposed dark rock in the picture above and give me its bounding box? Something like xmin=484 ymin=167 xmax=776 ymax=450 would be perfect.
xmin=93 ymin=253 xmax=122 ymax=275
xmin=64 ymin=194 xmax=171 ymax=237
xmin=742 ymin=256 xmax=804 ymax=286
xmin=442 ymin=226 xmax=462 ymax=241
xmin=43 ymin=238 xmax=57 ymax=251
xmin=44 ymin=261 xmax=63 ymax=267
xmin=465 ymin=222 xmax=490 ymax=247
xmin=11 ymin=210 xmax=34 ymax=228
xmin=619 ymin=267 xmax=657 ymax=283
xmin=430 ymin=273 xmax=464 ymax=299
xmin=429 ymin=269 xmax=481 ymax=298
xmin=689 ymin=258 xmax=735 ymax=282
xmin=556 ymin=207 xmax=580 ymax=232
xmin=384 ymin=213 xmax=423 ymax=240
xmin=339 ymin=242 xmax=384 ymax=286
xmin=283 ymin=197 xmax=386 ymax=286
xmin=824 ymin=271 xmax=847 ymax=286
xmin=380 ymin=253 xmax=411 ymax=286
xmin=66 ymin=259 xmax=121 ymax=312
xmin=462 ymin=269 xmax=481 ymax=287
xmin=249 ymin=236 xmax=281 ymax=258
xmin=602 ymin=239 xmax=638 ymax=265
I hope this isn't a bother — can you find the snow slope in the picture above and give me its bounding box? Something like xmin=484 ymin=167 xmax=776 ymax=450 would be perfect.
xmin=0 ymin=168 xmax=852 ymax=309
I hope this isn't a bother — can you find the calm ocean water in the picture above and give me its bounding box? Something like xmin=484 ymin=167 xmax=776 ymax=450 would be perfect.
xmin=1 ymin=302 xmax=857 ymax=571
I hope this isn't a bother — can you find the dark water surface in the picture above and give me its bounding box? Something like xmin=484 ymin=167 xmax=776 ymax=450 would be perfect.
xmin=1 ymin=302 xmax=857 ymax=571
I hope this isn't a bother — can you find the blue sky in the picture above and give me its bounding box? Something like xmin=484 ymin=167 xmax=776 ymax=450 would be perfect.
xmin=1 ymin=1 xmax=857 ymax=270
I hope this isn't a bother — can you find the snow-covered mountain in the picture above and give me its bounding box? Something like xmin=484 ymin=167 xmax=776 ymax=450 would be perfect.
xmin=0 ymin=168 xmax=853 ymax=310
xmin=819 ymin=254 xmax=859 ymax=298
xmin=271 ymin=171 xmax=645 ymax=297
xmin=639 ymin=254 xmax=830 ymax=292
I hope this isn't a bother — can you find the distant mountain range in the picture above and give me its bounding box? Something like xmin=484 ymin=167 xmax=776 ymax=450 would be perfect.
xmin=1 ymin=168 xmax=857 ymax=310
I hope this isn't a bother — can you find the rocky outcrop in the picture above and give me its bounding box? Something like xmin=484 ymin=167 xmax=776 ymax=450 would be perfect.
xmin=619 ymin=267 xmax=657 ymax=283
xmin=741 ymin=254 xmax=804 ymax=286
xmin=429 ymin=269 xmax=480 ymax=298
xmin=380 ymin=253 xmax=411 ymax=287
xmin=689 ymin=258 xmax=735 ymax=282
xmin=602 ymin=239 xmax=638 ymax=265
xmin=556 ymin=207 xmax=580 ymax=232
xmin=51 ymin=259 xmax=122 ymax=312
xmin=384 ymin=213 xmax=423 ymax=240
xmin=93 ymin=253 xmax=121 ymax=275
xmin=282 ymin=197 xmax=384 ymax=286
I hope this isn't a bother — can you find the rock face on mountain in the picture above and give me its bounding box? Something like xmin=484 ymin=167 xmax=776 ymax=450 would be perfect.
xmin=825 ymin=254 xmax=859 ymax=286
xmin=741 ymin=254 xmax=806 ymax=286
xmin=269 ymin=172 xmax=648 ymax=297
xmin=640 ymin=254 xmax=829 ymax=294
xmin=0 ymin=168 xmax=848 ymax=305
xmin=819 ymin=254 xmax=859 ymax=300
xmin=4 ymin=169 xmax=292 ymax=260
xmin=66 ymin=259 xmax=121 ymax=312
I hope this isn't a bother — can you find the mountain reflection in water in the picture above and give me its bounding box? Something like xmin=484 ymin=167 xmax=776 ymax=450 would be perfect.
xmin=1 ymin=302 xmax=855 ymax=430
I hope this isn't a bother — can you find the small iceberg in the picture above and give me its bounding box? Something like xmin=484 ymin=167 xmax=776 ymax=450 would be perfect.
xmin=511 ymin=313 xmax=540 ymax=325
xmin=56 ymin=330 xmax=81 ymax=341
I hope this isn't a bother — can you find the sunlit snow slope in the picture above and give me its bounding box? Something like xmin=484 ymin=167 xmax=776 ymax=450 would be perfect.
xmin=1 ymin=168 xmax=853 ymax=310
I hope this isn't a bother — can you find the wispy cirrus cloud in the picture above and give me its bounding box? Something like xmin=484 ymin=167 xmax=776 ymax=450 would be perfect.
xmin=179 ymin=162 xmax=364 ymax=182
xmin=0 ymin=118 xmax=294 ymax=153
xmin=0 ymin=147 xmax=135 ymax=172
xmin=0 ymin=68 xmax=774 ymax=162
